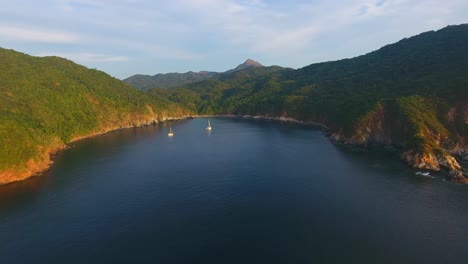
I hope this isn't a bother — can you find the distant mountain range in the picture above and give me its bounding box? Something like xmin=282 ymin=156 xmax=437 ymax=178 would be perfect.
xmin=123 ymin=59 xmax=264 ymax=90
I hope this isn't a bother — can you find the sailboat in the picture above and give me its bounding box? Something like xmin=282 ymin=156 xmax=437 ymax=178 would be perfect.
xmin=168 ymin=127 xmax=174 ymax=137
xmin=206 ymin=120 xmax=212 ymax=131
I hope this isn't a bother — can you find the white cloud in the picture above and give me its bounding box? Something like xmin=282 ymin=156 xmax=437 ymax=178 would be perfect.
xmin=1 ymin=0 xmax=468 ymax=77
xmin=0 ymin=25 xmax=82 ymax=43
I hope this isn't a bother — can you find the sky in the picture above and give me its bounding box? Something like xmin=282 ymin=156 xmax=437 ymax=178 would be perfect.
xmin=0 ymin=0 xmax=467 ymax=79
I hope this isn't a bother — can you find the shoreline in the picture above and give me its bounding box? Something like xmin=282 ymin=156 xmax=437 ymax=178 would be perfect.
xmin=2 ymin=114 xmax=466 ymax=186
xmin=202 ymin=114 xmax=468 ymax=182
xmin=1 ymin=114 xmax=325 ymax=186
xmin=197 ymin=114 xmax=330 ymax=131
xmin=0 ymin=115 xmax=194 ymax=186
xmin=69 ymin=116 xmax=193 ymax=144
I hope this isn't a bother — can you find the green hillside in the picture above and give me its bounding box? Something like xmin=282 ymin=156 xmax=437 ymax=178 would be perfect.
xmin=153 ymin=24 xmax=468 ymax=182
xmin=149 ymin=65 xmax=289 ymax=113
xmin=2 ymin=24 xmax=467 ymax=184
xmin=123 ymin=71 xmax=218 ymax=90
xmin=0 ymin=49 xmax=192 ymax=184
xmin=124 ymin=59 xmax=265 ymax=90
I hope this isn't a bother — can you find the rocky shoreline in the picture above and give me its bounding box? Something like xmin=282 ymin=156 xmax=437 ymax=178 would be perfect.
xmin=330 ymin=131 xmax=468 ymax=183
xmin=216 ymin=114 xmax=468 ymax=183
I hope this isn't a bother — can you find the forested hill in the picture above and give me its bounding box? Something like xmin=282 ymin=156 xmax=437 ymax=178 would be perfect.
xmin=2 ymin=24 xmax=467 ymax=184
xmin=152 ymin=24 xmax=468 ymax=182
xmin=124 ymin=71 xmax=218 ymax=91
xmin=124 ymin=59 xmax=265 ymax=90
xmin=0 ymin=48 xmax=192 ymax=184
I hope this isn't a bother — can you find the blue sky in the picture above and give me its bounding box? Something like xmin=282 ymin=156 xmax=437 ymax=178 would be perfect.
xmin=1 ymin=0 xmax=467 ymax=79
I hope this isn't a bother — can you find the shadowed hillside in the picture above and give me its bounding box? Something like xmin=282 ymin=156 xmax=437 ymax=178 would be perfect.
xmin=124 ymin=59 xmax=265 ymax=90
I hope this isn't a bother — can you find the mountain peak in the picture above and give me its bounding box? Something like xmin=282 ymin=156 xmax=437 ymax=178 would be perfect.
xmin=227 ymin=59 xmax=263 ymax=73
xmin=242 ymin=59 xmax=262 ymax=67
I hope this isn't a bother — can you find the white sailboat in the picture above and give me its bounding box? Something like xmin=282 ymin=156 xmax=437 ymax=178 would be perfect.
xmin=415 ymin=171 xmax=430 ymax=176
xmin=168 ymin=127 xmax=174 ymax=137
xmin=206 ymin=120 xmax=212 ymax=131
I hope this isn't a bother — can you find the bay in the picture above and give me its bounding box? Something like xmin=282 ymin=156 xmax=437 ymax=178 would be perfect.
xmin=1 ymin=118 xmax=467 ymax=263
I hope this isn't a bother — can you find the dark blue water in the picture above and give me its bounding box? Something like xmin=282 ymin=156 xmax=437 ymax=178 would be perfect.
xmin=1 ymin=118 xmax=467 ymax=263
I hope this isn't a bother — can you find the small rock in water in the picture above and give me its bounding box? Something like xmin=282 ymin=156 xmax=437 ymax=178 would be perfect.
xmin=447 ymin=170 xmax=468 ymax=183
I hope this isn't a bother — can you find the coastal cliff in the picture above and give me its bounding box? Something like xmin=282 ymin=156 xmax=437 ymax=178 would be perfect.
xmin=329 ymin=98 xmax=468 ymax=182
xmin=221 ymin=105 xmax=467 ymax=183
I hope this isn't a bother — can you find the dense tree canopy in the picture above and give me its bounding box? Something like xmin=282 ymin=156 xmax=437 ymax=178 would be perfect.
xmin=0 ymin=49 xmax=191 ymax=182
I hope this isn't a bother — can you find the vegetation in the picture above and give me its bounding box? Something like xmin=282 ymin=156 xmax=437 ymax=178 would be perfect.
xmin=150 ymin=24 xmax=468 ymax=178
xmin=0 ymin=49 xmax=192 ymax=183
xmin=149 ymin=66 xmax=289 ymax=114
xmin=152 ymin=24 xmax=467 ymax=139
xmin=124 ymin=59 xmax=265 ymax=90
xmin=123 ymin=71 xmax=218 ymax=90
xmin=2 ymin=24 xmax=468 ymax=184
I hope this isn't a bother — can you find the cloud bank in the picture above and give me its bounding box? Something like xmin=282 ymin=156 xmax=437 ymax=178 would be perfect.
xmin=0 ymin=0 xmax=467 ymax=77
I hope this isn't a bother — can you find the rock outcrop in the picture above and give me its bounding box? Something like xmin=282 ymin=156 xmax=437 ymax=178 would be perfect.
xmin=330 ymin=100 xmax=468 ymax=183
xmin=400 ymin=149 xmax=467 ymax=182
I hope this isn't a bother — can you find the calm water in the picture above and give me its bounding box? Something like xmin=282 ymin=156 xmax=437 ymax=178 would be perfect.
xmin=1 ymin=118 xmax=467 ymax=264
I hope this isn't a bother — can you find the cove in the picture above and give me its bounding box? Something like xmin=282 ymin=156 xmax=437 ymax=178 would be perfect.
xmin=1 ymin=118 xmax=467 ymax=264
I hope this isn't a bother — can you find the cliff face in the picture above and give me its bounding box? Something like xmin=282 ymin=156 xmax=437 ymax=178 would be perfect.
xmin=400 ymin=151 xmax=467 ymax=182
xmin=329 ymin=98 xmax=468 ymax=182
